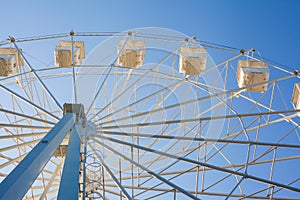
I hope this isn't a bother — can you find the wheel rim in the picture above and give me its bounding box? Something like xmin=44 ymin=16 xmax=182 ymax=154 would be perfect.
xmin=0 ymin=28 xmax=299 ymax=199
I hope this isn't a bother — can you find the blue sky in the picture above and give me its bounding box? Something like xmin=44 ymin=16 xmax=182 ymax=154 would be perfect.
xmin=0 ymin=0 xmax=299 ymax=70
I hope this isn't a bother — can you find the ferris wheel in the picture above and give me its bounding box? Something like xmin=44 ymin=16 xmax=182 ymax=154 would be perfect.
xmin=0 ymin=27 xmax=299 ymax=200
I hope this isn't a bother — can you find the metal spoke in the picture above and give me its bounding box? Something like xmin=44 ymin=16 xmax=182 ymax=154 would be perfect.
xmin=90 ymin=46 xmax=181 ymax=122
xmin=95 ymin=79 xmax=184 ymax=123
xmin=95 ymin=184 xmax=300 ymax=199
xmin=12 ymin=40 xmax=63 ymax=112
xmin=100 ymin=131 xmax=300 ymax=148
xmin=0 ymin=83 xmax=59 ymax=120
xmin=96 ymin=135 xmax=300 ymax=193
xmin=92 ymin=137 xmax=201 ymax=200
xmin=0 ymin=153 xmax=27 ymax=169
xmin=0 ymin=108 xmax=55 ymax=125
xmin=71 ymin=34 xmax=78 ymax=104
xmin=98 ymin=75 xmax=293 ymax=126
xmin=99 ymin=109 xmax=300 ymax=129
xmin=0 ymin=132 xmax=46 ymax=139
xmin=0 ymin=123 xmax=51 ymax=130
xmin=0 ymin=139 xmax=40 ymax=153
xmin=89 ymin=144 xmax=132 ymax=200
xmin=39 ymin=159 xmax=64 ymax=200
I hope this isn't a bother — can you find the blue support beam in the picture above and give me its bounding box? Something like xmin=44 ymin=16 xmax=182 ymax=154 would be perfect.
xmin=57 ymin=126 xmax=82 ymax=200
xmin=0 ymin=113 xmax=75 ymax=200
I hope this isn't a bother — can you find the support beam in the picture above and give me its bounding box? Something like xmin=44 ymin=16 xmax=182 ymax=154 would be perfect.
xmin=0 ymin=123 xmax=51 ymax=130
xmin=90 ymin=48 xmax=179 ymax=122
xmin=0 ymin=113 xmax=75 ymax=200
xmin=0 ymin=83 xmax=59 ymax=120
xmin=94 ymin=80 xmax=183 ymax=122
xmin=71 ymin=34 xmax=78 ymax=104
xmin=97 ymin=75 xmax=293 ymax=126
xmin=39 ymin=159 xmax=64 ymax=200
xmin=0 ymin=108 xmax=56 ymax=125
xmin=100 ymin=131 xmax=300 ymax=148
xmin=96 ymin=135 xmax=300 ymax=193
xmin=100 ymin=109 xmax=300 ymax=129
xmin=12 ymin=40 xmax=63 ymax=112
xmin=93 ymin=138 xmax=201 ymax=200
xmin=90 ymin=145 xmax=132 ymax=200
xmin=57 ymin=127 xmax=82 ymax=200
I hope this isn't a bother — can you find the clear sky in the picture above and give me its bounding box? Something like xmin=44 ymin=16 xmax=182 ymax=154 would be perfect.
xmin=0 ymin=0 xmax=299 ymax=70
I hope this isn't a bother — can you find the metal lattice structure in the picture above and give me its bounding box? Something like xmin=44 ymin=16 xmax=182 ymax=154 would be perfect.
xmin=0 ymin=28 xmax=299 ymax=200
